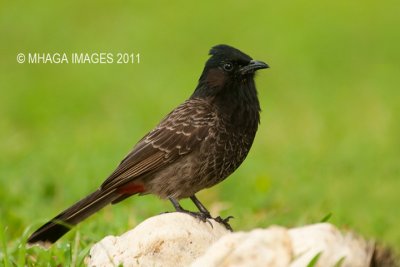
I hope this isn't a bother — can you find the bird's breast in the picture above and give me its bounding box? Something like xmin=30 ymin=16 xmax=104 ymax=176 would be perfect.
xmin=199 ymin=110 xmax=258 ymax=184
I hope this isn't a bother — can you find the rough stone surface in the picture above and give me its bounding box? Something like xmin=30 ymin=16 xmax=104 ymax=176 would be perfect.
xmin=191 ymin=226 xmax=292 ymax=267
xmin=289 ymin=223 xmax=374 ymax=267
xmin=86 ymin=214 xmax=375 ymax=267
xmin=191 ymin=223 xmax=373 ymax=267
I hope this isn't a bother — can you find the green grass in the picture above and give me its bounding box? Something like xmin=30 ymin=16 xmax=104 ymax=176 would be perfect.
xmin=1 ymin=0 xmax=399 ymax=265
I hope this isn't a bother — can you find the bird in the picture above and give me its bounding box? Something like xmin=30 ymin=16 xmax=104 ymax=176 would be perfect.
xmin=27 ymin=44 xmax=269 ymax=246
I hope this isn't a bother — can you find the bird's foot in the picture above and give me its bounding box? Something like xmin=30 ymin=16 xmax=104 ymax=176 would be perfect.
xmin=213 ymin=215 xmax=234 ymax=231
xmin=166 ymin=209 xmax=233 ymax=231
xmin=176 ymin=209 xmax=214 ymax=227
xmin=169 ymin=196 xmax=212 ymax=225
xmin=179 ymin=210 xmax=234 ymax=231
xmin=168 ymin=196 xmax=233 ymax=231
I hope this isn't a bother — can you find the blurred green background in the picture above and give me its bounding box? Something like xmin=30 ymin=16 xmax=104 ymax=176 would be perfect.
xmin=1 ymin=0 xmax=399 ymax=265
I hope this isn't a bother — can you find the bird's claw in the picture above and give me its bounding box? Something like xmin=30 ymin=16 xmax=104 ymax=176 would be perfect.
xmin=171 ymin=206 xmax=234 ymax=231
xmin=175 ymin=210 xmax=213 ymax=227
xmin=213 ymin=215 xmax=234 ymax=231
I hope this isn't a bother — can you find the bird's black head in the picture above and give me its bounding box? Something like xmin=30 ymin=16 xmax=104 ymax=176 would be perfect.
xmin=192 ymin=44 xmax=269 ymax=99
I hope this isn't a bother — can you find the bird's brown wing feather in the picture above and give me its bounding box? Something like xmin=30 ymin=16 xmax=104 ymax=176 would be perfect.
xmin=100 ymin=98 xmax=216 ymax=190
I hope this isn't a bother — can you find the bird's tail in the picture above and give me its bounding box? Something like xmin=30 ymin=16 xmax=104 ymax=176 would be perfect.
xmin=27 ymin=188 xmax=118 ymax=246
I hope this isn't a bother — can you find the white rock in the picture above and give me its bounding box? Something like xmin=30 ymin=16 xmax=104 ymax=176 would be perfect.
xmin=85 ymin=212 xmax=230 ymax=267
xmin=193 ymin=223 xmax=373 ymax=267
xmin=289 ymin=223 xmax=374 ymax=267
xmin=86 ymin=214 xmax=374 ymax=267
xmin=191 ymin=226 xmax=292 ymax=267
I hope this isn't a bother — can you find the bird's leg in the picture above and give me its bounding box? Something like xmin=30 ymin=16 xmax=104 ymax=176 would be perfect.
xmin=169 ymin=197 xmax=185 ymax=212
xmin=190 ymin=195 xmax=234 ymax=231
xmin=190 ymin=195 xmax=211 ymax=218
xmin=169 ymin=197 xmax=211 ymax=224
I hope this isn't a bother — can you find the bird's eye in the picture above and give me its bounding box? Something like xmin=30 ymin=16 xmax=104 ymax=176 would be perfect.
xmin=223 ymin=62 xmax=234 ymax=72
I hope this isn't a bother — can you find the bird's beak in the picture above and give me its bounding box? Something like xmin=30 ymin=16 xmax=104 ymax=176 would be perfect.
xmin=240 ymin=60 xmax=269 ymax=74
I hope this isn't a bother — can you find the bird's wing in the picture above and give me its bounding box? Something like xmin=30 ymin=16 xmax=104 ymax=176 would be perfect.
xmin=100 ymin=98 xmax=216 ymax=190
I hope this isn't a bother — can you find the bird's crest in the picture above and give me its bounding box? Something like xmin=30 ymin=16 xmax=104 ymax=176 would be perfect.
xmin=209 ymin=44 xmax=252 ymax=63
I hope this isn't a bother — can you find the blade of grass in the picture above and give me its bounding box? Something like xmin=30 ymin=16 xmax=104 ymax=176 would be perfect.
xmin=0 ymin=223 xmax=11 ymax=267
xmin=307 ymin=251 xmax=322 ymax=267
xmin=320 ymin=213 xmax=332 ymax=223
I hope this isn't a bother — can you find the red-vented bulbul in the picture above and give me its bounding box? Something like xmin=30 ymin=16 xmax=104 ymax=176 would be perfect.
xmin=27 ymin=44 xmax=269 ymax=246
